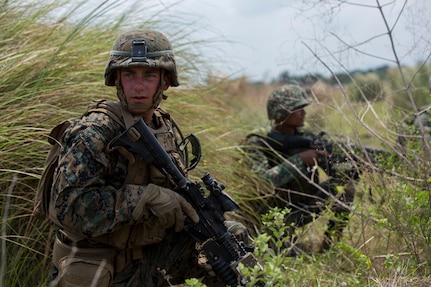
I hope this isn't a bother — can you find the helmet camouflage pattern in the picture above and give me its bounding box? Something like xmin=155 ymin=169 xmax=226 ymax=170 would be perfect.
xmin=104 ymin=30 xmax=179 ymax=112
xmin=104 ymin=29 xmax=179 ymax=87
xmin=266 ymin=84 xmax=311 ymax=121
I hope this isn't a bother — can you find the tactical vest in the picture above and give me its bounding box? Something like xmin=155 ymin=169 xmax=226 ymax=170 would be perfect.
xmin=50 ymin=100 xmax=187 ymax=272
xmin=246 ymin=129 xmax=319 ymax=193
xmin=246 ymin=128 xmax=287 ymax=168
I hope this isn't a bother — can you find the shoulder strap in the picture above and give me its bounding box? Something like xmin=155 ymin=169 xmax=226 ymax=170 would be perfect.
xmin=246 ymin=127 xmax=270 ymax=140
xmin=154 ymin=107 xmax=172 ymax=129
xmin=84 ymin=100 xmax=127 ymax=129
xmin=154 ymin=106 xmax=185 ymax=140
xmin=85 ymin=101 xmax=182 ymax=133
xmin=246 ymin=127 xmax=286 ymax=153
xmin=246 ymin=127 xmax=271 ymax=144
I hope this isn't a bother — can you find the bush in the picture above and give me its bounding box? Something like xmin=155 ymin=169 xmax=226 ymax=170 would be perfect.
xmin=349 ymin=73 xmax=386 ymax=103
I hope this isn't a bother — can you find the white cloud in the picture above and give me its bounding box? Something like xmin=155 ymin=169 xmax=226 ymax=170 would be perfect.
xmin=88 ymin=0 xmax=431 ymax=82
xmin=231 ymin=0 xmax=288 ymax=16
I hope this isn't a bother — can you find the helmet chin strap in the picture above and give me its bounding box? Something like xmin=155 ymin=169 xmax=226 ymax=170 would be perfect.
xmin=151 ymin=69 xmax=167 ymax=109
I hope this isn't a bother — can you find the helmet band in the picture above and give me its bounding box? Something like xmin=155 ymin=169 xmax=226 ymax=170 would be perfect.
xmin=105 ymin=30 xmax=179 ymax=87
xmin=110 ymin=50 xmax=174 ymax=58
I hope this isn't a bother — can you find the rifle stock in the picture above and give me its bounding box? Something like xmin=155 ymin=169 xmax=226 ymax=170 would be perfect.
xmin=110 ymin=118 xmax=259 ymax=286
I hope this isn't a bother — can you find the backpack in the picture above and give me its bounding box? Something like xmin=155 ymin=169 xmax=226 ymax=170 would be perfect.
xmin=32 ymin=100 xmax=124 ymax=220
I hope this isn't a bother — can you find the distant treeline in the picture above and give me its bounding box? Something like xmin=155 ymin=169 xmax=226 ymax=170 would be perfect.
xmin=275 ymin=64 xmax=392 ymax=86
xmin=273 ymin=63 xmax=431 ymax=112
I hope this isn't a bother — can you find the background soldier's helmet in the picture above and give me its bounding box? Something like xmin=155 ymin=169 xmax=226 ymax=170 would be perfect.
xmin=266 ymin=84 xmax=311 ymax=121
xmin=104 ymin=30 xmax=179 ymax=111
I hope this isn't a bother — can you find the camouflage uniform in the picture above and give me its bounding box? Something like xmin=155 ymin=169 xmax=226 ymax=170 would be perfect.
xmin=244 ymin=84 xmax=355 ymax=250
xmin=48 ymin=30 xmax=248 ymax=287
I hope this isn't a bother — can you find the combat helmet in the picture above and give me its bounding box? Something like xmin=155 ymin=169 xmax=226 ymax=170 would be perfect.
xmin=104 ymin=30 xmax=179 ymax=112
xmin=266 ymin=84 xmax=311 ymax=121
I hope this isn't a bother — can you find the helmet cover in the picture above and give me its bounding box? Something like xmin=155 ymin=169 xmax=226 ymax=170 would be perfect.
xmin=104 ymin=30 xmax=179 ymax=112
xmin=266 ymin=84 xmax=311 ymax=121
xmin=104 ymin=30 xmax=179 ymax=87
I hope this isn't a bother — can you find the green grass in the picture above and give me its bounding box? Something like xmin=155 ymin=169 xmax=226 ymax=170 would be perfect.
xmin=2 ymin=0 xmax=431 ymax=286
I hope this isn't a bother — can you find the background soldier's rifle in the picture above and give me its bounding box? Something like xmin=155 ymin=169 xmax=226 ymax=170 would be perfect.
xmin=266 ymin=131 xmax=391 ymax=179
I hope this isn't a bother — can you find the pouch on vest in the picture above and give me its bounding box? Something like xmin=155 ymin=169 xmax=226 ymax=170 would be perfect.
xmin=52 ymin=231 xmax=115 ymax=286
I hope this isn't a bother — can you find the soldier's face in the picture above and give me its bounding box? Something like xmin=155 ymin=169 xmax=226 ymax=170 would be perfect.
xmin=284 ymin=108 xmax=306 ymax=127
xmin=120 ymin=66 xmax=161 ymax=108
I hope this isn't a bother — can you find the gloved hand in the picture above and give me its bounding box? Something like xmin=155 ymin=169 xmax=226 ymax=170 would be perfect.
xmin=132 ymin=183 xmax=199 ymax=232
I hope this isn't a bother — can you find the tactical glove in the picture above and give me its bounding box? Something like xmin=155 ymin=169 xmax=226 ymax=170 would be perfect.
xmin=132 ymin=183 xmax=199 ymax=232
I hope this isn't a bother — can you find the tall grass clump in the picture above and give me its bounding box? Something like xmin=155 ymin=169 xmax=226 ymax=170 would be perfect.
xmin=0 ymin=0 xmax=210 ymax=286
xmin=0 ymin=1 xmax=120 ymax=285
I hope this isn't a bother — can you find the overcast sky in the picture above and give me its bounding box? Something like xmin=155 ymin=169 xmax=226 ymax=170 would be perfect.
xmin=81 ymin=0 xmax=430 ymax=82
xmin=154 ymin=0 xmax=430 ymax=82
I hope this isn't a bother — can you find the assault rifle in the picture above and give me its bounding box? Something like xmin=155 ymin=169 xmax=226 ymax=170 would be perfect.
xmin=266 ymin=131 xmax=391 ymax=178
xmin=110 ymin=119 xmax=259 ymax=287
